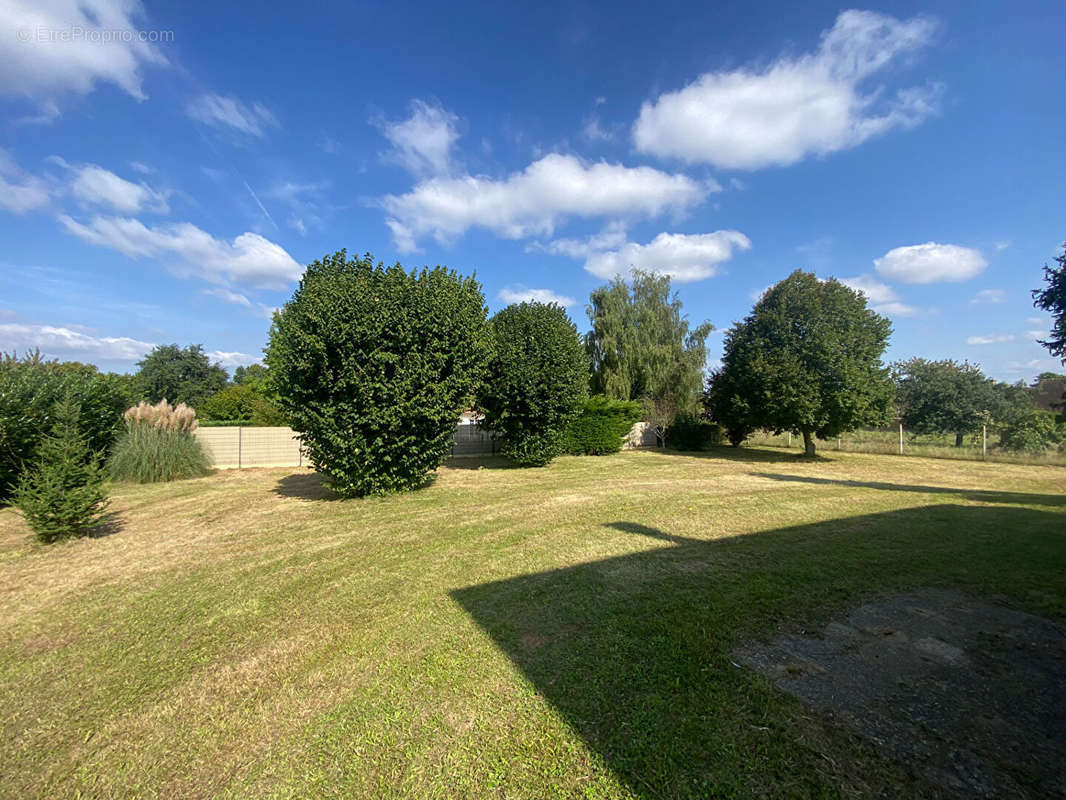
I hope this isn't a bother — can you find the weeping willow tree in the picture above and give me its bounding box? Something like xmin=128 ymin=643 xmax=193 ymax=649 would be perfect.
xmin=584 ymin=271 xmax=713 ymax=441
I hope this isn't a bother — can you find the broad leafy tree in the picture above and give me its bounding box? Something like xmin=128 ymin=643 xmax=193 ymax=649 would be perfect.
xmin=479 ymin=302 xmax=588 ymax=466
xmin=232 ymin=364 xmax=269 ymax=389
xmin=707 ymin=270 xmax=893 ymax=456
xmin=266 ymin=251 xmax=488 ymax=496
xmin=134 ymin=344 xmax=228 ymax=407
xmin=585 ymin=270 xmax=713 ymax=432
xmin=893 ymin=358 xmax=1000 ymax=446
xmin=1033 ymin=243 xmax=1066 ymax=362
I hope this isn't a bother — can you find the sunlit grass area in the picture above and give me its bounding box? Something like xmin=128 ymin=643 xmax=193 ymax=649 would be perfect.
xmin=1 ymin=448 xmax=1064 ymax=798
xmin=747 ymin=427 xmax=1066 ymax=466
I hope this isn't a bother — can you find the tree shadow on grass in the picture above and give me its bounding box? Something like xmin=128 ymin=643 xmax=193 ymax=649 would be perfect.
xmin=451 ymin=505 xmax=1066 ymax=798
xmin=444 ymin=455 xmax=518 ymax=470
xmin=272 ymin=471 xmax=342 ymax=501
xmin=754 ymin=472 xmax=1066 ymax=508
xmin=87 ymin=511 xmax=124 ymax=538
xmin=656 ymin=445 xmax=833 ymax=464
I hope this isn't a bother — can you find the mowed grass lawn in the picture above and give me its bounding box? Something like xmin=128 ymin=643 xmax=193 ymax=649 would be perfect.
xmin=1 ymin=448 xmax=1064 ymax=799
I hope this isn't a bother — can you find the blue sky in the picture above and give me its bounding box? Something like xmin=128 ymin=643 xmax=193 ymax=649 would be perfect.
xmin=1 ymin=0 xmax=1063 ymax=381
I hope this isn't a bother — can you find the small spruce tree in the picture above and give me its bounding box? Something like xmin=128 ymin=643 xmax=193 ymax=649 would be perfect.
xmin=15 ymin=395 xmax=109 ymax=543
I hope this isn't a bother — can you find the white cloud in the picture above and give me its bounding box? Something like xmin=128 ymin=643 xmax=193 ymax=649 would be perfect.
xmin=633 ymin=10 xmax=938 ymax=170
xmin=15 ymin=99 xmax=60 ymax=125
xmin=379 ymin=99 xmax=460 ymax=177
xmin=0 ymin=0 xmax=167 ymax=102
xmin=1026 ymin=329 xmax=1047 ymax=341
xmin=59 ymin=215 xmax=303 ymax=289
xmin=1026 ymin=317 xmax=1046 ymax=326
xmin=497 ymin=287 xmax=576 ymax=306
xmin=838 ymin=274 xmax=916 ymax=316
xmin=207 ymin=350 xmax=258 ymax=368
xmin=584 ymin=230 xmax=751 ymax=282
xmin=580 ymin=115 xmax=613 ymax=142
xmin=382 ymin=153 xmax=710 ymax=252
xmin=535 ymin=221 xmax=629 ymax=259
xmin=0 ymin=148 xmax=50 ymax=213
xmin=874 ymin=242 xmax=986 ymax=284
xmin=966 ymin=334 xmax=1014 ymax=345
xmin=0 ymin=322 xmax=153 ymax=361
xmin=203 ymin=288 xmax=251 ymax=307
xmin=186 ymin=93 xmax=278 ymax=137
xmin=970 ymin=288 xmax=1005 ymax=305
xmin=68 ymin=163 xmax=168 ymax=213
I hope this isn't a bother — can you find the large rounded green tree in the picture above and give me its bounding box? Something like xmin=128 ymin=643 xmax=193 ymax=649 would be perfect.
xmin=707 ymin=270 xmax=894 ymax=456
xmin=266 ymin=251 xmax=488 ymax=496
xmin=479 ymin=302 xmax=588 ymax=466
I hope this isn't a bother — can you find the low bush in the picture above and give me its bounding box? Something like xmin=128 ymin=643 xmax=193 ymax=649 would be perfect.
xmin=563 ymin=396 xmax=644 ymax=455
xmin=997 ymin=410 xmax=1065 ymax=454
xmin=15 ymin=395 xmax=109 ymax=543
xmin=668 ymin=412 xmax=722 ymax=451
xmin=108 ymin=400 xmax=212 ymax=483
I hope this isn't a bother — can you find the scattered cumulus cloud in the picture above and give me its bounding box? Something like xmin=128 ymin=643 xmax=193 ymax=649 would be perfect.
xmin=1025 ymin=329 xmax=1048 ymax=341
xmin=633 ymin=10 xmax=938 ymax=169
xmin=0 ymin=322 xmax=153 ymax=361
xmin=378 ymin=99 xmax=461 ymax=177
xmin=0 ymin=0 xmax=167 ymax=103
xmin=203 ymin=288 xmax=251 ymax=307
xmin=966 ymin=333 xmax=1014 ymax=345
xmin=970 ymin=288 xmax=1005 ymax=304
xmin=874 ymin=242 xmax=987 ymax=283
xmin=186 ymin=93 xmax=278 ymax=137
xmin=497 ymin=287 xmax=576 ymax=306
xmin=0 ymin=149 xmax=50 ymax=213
xmin=838 ymin=274 xmax=916 ymax=316
xmin=534 ymin=221 xmax=629 ymax=259
xmin=65 ymin=162 xmax=168 ymax=213
xmin=382 ymin=153 xmax=711 ymax=252
xmin=58 ymin=214 xmax=303 ymax=289
xmin=583 ymin=230 xmax=752 ymax=282
xmin=207 ymin=350 xmax=258 ymax=368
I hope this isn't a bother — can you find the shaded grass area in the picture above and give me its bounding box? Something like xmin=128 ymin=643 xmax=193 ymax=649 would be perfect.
xmin=0 ymin=448 xmax=1064 ymax=798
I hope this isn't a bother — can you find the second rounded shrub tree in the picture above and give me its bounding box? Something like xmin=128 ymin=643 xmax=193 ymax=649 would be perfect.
xmin=479 ymin=302 xmax=588 ymax=466
xmin=266 ymin=251 xmax=489 ymax=496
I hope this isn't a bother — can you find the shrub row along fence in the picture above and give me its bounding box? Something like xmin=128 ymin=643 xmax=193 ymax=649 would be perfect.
xmin=196 ymin=422 xmax=661 ymax=469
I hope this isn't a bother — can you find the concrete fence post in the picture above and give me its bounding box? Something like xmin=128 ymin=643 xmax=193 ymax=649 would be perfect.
xmin=983 ymin=425 xmax=987 ymax=459
xmin=237 ymin=426 xmax=242 ymax=470
xmin=899 ymin=422 xmax=904 ymax=455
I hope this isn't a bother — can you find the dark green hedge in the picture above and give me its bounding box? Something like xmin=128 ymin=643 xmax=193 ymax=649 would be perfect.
xmin=564 ymin=396 xmax=643 ymax=455
xmin=265 ymin=251 xmax=488 ymax=497
xmin=668 ymin=412 xmax=722 ymax=451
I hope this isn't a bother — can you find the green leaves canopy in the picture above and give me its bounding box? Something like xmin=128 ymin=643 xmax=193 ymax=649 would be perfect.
xmin=585 ymin=270 xmax=712 ymax=416
xmin=479 ymin=302 xmax=588 ymax=466
xmin=133 ymin=344 xmax=228 ymax=407
xmin=707 ymin=270 xmax=893 ymax=453
xmin=265 ymin=251 xmax=488 ymax=496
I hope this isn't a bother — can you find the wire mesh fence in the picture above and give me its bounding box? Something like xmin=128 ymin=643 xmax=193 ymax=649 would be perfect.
xmin=745 ymin=424 xmax=1066 ymax=466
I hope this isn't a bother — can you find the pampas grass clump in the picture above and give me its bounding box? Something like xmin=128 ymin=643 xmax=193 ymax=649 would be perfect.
xmin=109 ymin=399 xmax=212 ymax=483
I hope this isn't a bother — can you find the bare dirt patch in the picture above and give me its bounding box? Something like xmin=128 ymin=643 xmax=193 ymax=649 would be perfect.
xmin=736 ymin=589 xmax=1066 ymax=798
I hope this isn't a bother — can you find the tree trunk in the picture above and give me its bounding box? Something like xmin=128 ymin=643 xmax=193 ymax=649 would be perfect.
xmin=955 ymin=431 xmax=964 ymax=447
xmin=802 ymin=430 xmax=816 ymax=457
